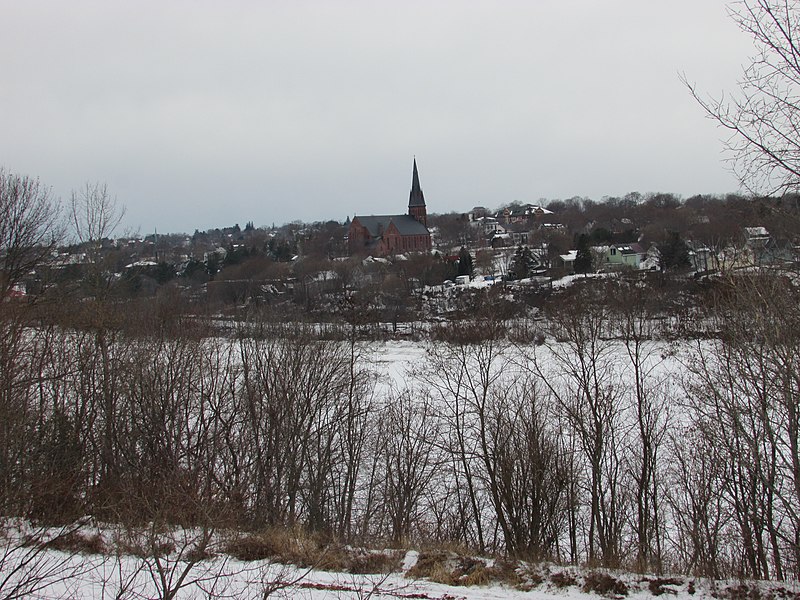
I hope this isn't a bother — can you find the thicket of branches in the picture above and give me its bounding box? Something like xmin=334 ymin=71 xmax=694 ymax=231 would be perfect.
xmin=2 ymin=273 xmax=800 ymax=583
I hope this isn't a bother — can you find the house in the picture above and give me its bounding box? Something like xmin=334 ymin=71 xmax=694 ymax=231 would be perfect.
xmin=498 ymin=204 xmax=554 ymax=225
xmin=744 ymin=226 xmax=771 ymax=265
xmin=348 ymin=159 xmax=432 ymax=256
xmin=470 ymin=216 xmax=505 ymax=236
xmin=599 ymin=243 xmax=645 ymax=269
xmin=556 ymin=250 xmax=578 ymax=272
xmin=686 ymin=241 xmax=717 ymax=273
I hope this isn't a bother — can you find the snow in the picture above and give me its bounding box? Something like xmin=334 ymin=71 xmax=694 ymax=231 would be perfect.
xmin=8 ymin=531 xmax=789 ymax=599
xmin=559 ymin=250 xmax=578 ymax=262
xmin=549 ymin=272 xmax=615 ymax=288
xmin=124 ymin=260 xmax=159 ymax=268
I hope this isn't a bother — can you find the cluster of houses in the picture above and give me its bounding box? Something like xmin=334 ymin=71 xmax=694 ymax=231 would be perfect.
xmin=7 ymin=160 xmax=800 ymax=304
xmin=344 ymin=160 xmax=800 ymax=278
xmin=467 ymin=203 xmax=556 ymax=248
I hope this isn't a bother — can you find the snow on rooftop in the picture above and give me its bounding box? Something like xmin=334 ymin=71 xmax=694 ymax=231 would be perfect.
xmin=744 ymin=226 xmax=769 ymax=238
xmin=560 ymin=250 xmax=578 ymax=262
xmin=124 ymin=260 xmax=159 ymax=268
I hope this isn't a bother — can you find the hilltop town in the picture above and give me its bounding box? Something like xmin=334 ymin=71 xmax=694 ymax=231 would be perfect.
xmin=6 ymin=161 xmax=799 ymax=334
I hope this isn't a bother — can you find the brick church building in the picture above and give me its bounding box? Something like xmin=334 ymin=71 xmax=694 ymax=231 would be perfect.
xmin=347 ymin=159 xmax=432 ymax=256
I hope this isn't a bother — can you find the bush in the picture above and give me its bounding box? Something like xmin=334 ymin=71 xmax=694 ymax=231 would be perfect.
xmin=582 ymin=571 xmax=628 ymax=597
xmin=225 ymin=529 xmax=308 ymax=563
xmin=225 ymin=530 xmax=399 ymax=573
xmin=515 ymin=566 xmax=544 ymax=592
xmin=345 ymin=550 xmax=399 ymax=574
xmin=406 ymin=551 xmax=454 ymax=582
xmin=405 ymin=552 xmax=518 ymax=587
xmin=44 ymin=530 xmax=106 ymax=555
xmin=550 ymin=570 xmax=578 ymax=588
xmin=649 ymin=577 xmax=683 ymax=596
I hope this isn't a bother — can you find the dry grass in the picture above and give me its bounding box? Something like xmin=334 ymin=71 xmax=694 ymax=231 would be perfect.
xmin=44 ymin=530 xmax=107 ymax=555
xmin=715 ymin=583 xmax=800 ymax=600
xmin=550 ymin=570 xmax=578 ymax=588
xmin=406 ymin=551 xmax=521 ymax=588
xmin=582 ymin=570 xmax=629 ymax=597
xmin=648 ymin=577 xmax=684 ymax=596
xmin=224 ymin=529 xmax=399 ymax=573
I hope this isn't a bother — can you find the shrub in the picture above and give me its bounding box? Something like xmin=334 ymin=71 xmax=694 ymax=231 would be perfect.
xmin=516 ymin=564 xmax=544 ymax=591
xmin=649 ymin=577 xmax=683 ymax=596
xmin=224 ymin=528 xmax=314 ymax=564
xmin=44 ymin=530 xmax=106 ymax=555
xmin=406 ymin=552 xmax=516 ymax=587
xmin=406 ymin=551 xmax=454 ymax=581
xmin=346 ymin=550 xmax=399 ymax=574
xmin=582 ymin=571 xmax=628 ymax=597
xmin=226 ymin=531 xmax=399 ymax=574
xmin=550 ymin=570 xmax=577 ymax=588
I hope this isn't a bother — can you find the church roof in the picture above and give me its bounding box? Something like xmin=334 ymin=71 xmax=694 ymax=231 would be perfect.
xmin=409 ymin=158 xmax=426 ymax=208
xmin=354 ymin=214 xmax=429 ymax=237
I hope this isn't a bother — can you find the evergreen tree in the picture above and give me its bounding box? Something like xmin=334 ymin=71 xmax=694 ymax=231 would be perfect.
xmin=574 ymin=234 xmax=593 ymax=273
xmin=509 ymin=245 xmax=535 ymax=280
xmin=658 ymin=231 xmax=691 ymax=271
xmin=457 ymin=246 xmax=474 ymax=277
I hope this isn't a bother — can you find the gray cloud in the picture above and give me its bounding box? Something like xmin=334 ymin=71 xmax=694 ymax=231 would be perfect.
xmin=0 ymin=1 xmax=752 ymax=233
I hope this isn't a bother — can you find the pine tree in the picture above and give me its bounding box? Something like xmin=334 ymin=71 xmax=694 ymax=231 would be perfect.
xmin=658 ymin=231 xmax=691 ymax=271
xmin=574 ymin=234 xmax=593 ymax=273
xmin=509 ymin=245 xmax=534 ymax=280
xmin=457 ymin=246 xmax=474 ymax=277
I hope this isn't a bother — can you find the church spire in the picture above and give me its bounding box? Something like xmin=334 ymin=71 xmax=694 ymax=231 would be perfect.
xmin=409 ymin=157 xmax=425 ymax=208
xmin=408 ymin=157 xmax=428 ymax=226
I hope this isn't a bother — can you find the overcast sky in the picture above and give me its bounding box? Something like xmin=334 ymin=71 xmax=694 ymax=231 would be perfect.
xmin=1 ymin=1 xmax=755 ymax=234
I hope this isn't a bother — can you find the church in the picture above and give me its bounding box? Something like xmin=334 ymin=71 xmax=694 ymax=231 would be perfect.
xmin=347 ymin=159 xmax=432 ymax=256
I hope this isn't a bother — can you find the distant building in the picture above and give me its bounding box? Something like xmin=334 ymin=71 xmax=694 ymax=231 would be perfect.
xmin=596 ymin=243 xmax=645 ymax=269
xmin=498 ymin=204 xmax=554 ymax=225
xmin=348 ymin=159 xmax=432 ymax=256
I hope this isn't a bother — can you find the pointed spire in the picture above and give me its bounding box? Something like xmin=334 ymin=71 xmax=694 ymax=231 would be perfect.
xmin=409 ymin=157 xmax=426 ymax=208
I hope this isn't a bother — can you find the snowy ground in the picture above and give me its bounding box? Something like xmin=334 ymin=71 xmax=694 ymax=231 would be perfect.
xmin=10 ymin=537 xmax=797 ymax=600
xmin=367 ymin=336 xmax=687 ymax=397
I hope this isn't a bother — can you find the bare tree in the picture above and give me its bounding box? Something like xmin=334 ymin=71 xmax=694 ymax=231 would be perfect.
xmin=666 ymin=423 xmax=729 ymax=578
xmin=533 ymin=287 xmax=628 ymax=567
xmin=375 ymin=389 xmax=441 ymax=545
xmin=610 ymin=279 xmax=671 ymax=573
xmin=71 ymin=182 xmax=125 ymax=247
xmin=683 ymin=1 xmax=800 ymax=196
xmin=682 ymin=273 xmax=800 ymax=579
xmin=69 ymin=182 xmax=126 ymax=301
xmin=421 ymin=317 xmax=510 ymax=552
xmin=0 ymin=169 xmax=62 ymax=298
xmin=480 ymin=379 xmax=572 ymax=560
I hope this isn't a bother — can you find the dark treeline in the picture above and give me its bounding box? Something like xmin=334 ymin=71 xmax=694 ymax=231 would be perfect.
xmin=2 ymin=273 xmax=800 ymax=581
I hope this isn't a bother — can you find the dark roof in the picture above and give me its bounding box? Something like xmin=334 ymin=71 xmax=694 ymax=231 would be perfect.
xmin=354 ymin=214 xmax=429 ymax=237
xmin=408 ymin=158 xmax=426 ymax=208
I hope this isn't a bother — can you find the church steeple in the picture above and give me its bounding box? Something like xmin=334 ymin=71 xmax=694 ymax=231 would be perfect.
xmin=408 ymin=157 xmax=427 ymax=226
